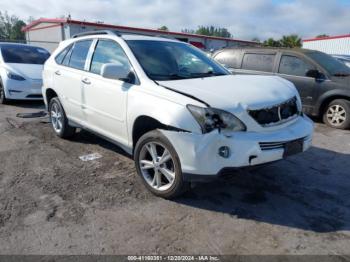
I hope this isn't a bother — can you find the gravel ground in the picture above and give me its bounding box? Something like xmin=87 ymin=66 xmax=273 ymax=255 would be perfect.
xmin=0 ymin=101 xmax=350 ymax=255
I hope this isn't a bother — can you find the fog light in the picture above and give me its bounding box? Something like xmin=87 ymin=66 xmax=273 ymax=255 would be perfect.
xmin=218 ymin=146 xmax=230 ymax=158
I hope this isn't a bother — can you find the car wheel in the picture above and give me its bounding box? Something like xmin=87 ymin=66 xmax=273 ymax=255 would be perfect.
xmin=0 ymin=82 xmax=8 ymax=104
xmin=323 ymin=99 xmax=350 ymax=129
xmin=49 ymin=97 xmax=76 ymax=138
xmin=134 ymin=130 xmax=189 ymax=199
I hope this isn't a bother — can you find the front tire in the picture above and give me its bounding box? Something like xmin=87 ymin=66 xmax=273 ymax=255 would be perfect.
xmin=0 ymin=82 xmax=8 ymax=104
xmin=323 ymin=99 xmax=350 ymax=129
xmin=134 ymin=130 xmax=189 ymax=199
xmin=48 ymin=97 xmax=76 ymax=138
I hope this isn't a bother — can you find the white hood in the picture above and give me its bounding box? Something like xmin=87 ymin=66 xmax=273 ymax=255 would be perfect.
xmin=159 ymin=75 xmax=298 ymax=111
xmin=6 ymin=63 xmax=43 ymax=80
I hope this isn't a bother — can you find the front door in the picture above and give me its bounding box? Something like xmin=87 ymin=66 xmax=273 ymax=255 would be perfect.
xmin=81 ymin=39 xmax=134 ymax=145
xmin=277 ymin=53 xmax=317 ymax=113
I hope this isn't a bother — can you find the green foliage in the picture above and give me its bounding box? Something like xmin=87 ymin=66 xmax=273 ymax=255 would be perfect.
xmin=280 ymin=34 xmax=302 ymax=48
xmin=181 ymin=28 xmax=196 ymax=34
xmin=263 ymin=38 xmax=282 ymax=47
xmin=182 ymin=26 xmax=232 ymax=38
xmin=158 ymin=26 xmax=169 ymax=31
xmin=251 ymin=37 xmax=261 ymax=43
xmin=0 ymin=11 xmax=26 ymax=40
xmin=316 ymin=34 xmax=329 ymax=38
xmin=263 ymin=34 xmax=302 ymax=48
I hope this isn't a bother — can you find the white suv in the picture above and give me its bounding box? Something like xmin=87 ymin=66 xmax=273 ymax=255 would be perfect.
xmin=42 ymin=31 xmax=314 ymax=198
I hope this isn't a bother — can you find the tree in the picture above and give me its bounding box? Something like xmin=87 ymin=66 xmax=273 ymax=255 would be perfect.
xmin=0 ymin=11 xmax=26 ymax=40
xmin=280 ymin=34 xmax=302 ymax=48
xmin=196 ymin=26 xmax=232 ymax=38
xmin=263 ymin=38 xmax=282 ymax=47
xmin=251 ymin=37 xmax=261 ymax=43
xmin=263 ymin=34 xmax=302 ymax=48
xmin=182 ymin=28 xmax=196 ymax=34
xmin=182 ymin=26 xmax=232 ymax=38
xmin=316 ymin=34 xmax=329 ymax=38
xmin=158 ymin=25 xmax=169 ymax=31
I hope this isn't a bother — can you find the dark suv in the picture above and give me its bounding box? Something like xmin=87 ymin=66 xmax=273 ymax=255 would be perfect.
xmin=213 ymin=48 xmax=350 ymax=129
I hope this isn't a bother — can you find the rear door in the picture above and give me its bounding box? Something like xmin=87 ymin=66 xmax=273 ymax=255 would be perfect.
xmin=81 ymin=39 xmax=135 ymax=145
xmin=276 ymin=52 xmax=317 ymax=111
xmin=53 ymin=40 xmax=93 ymax=123
xmin=236 ymin=51 xmax=278 ymax=76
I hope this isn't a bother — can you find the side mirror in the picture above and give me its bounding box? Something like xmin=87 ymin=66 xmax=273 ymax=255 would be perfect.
xmin=101 ymin=63 xmax=132 ymax=82
xmin=306 ymin=69 xmax=326 ymax=82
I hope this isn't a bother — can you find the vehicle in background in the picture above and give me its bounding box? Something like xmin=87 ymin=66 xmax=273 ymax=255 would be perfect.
xmin=0 ymin=43 xmax=50 ymax=104
xmin=332 ymin=55 xmax=350 ymax=68
xmin=213 ymin=48 xmax=350 ymax=129
xmin=42 ymin=31 xmax=313 ymax=198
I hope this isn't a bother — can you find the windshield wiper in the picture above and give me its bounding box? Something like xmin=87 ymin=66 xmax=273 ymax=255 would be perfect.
xmin=150 ymin=73 xmax=189 ymax=80
xmin=190 ymin=71 xmax=226 ymax=78
xmin=333 ymin=72 xmax=350 ymax=77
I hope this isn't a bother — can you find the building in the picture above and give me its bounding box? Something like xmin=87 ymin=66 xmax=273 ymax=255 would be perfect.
xmin=303 ymin=34 xmax=350 ymax=55
xmin=22 ymin=18 xmax=259 ymax=52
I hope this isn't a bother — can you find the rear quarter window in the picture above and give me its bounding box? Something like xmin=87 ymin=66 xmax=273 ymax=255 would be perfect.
xmin=214 ymin=50 xmax=241 ymax=69
xmin=242 ymin=53 xmax=276 ymax=72
xmin=55 ymin=44 xmax=73 ymax=65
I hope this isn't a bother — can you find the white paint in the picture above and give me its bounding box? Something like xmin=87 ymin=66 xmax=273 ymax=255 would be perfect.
xmin=303 ymin=37 xmax=350 ymax=55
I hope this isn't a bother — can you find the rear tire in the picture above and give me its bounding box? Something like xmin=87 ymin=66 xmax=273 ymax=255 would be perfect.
xmin=323 ymin=99 xmax=350 ymax=130
xmin=134 ymin=130 xmax=189 ymax=199
xmin=48 ymin=97 xmax=76 ymax=138
xmin=0 ymin=82 xmax=8 ymax=105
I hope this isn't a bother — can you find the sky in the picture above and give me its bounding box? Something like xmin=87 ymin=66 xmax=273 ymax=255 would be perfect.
xmin=1 ymin=0 xmax=350 ymax=41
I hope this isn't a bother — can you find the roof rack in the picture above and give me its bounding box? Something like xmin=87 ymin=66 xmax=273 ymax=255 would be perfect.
xmin=72 ymin=30 xmax=121 ymax=38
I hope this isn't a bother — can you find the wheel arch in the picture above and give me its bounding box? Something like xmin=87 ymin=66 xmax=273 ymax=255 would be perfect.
xmin=131 ymin=115 xmax=190 ymax=153
xmin=45 ymin=88 xmax=58 ymax=105
xmin=317 ymin=92 xmax=350 ymax=117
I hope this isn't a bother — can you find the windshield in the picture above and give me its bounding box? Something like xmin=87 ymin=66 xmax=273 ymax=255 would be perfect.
xmin=307 ymin=51 xmax=350 ymax=76
xmin=126 ymin=40 xmax=229 ymax=81
xmin=1 ymin=45 xmax=50 ymax=64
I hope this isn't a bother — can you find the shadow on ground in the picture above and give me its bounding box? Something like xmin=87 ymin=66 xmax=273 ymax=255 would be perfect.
xmin=67 ymin=127 xmax=350 ymax=233
xmin=5 ymin=100 xmax=45 ymax=109
xmin=176 ymin=146 xmax=350 ymax=233
xmin=20 ymin=119 xmax=350 ymax=234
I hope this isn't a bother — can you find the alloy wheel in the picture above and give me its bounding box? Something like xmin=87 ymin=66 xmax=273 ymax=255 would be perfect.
xmin=138 ymin=142 xmax=176 ymax=191
xmin=51 ymin=102 xmax=63 ymax=133
xmin=326 ymin=104 xmax=346 ymax=127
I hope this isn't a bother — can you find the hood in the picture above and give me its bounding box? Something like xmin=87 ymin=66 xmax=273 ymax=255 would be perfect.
xmin=159 ymin=75 xmax=298 ymax=111
xmin=5 ymin=63 xmax=43 ymax=80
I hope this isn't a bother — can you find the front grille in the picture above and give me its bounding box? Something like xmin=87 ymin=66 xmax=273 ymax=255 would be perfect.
xmin=248 ymin=97 xmax=299 ymax=126
xmin=259 ymin=137 xmax=306 ymax=151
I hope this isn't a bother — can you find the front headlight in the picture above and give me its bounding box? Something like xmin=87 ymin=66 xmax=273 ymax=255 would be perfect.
xmin=187 ymin=104 xmax=246 ymax=134
xmin=6 ymin=70 xmax=25 ymax=81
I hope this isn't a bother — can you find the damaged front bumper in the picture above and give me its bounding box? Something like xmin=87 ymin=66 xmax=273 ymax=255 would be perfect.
xmin=160 ymin=115 xmax=314 ymax=181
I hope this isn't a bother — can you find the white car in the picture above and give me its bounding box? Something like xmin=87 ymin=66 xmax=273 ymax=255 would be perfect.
xmin=0 ymin=43 xmax=50 ymax=104
xmin=42 ymin=31 xmax=314 ymax=198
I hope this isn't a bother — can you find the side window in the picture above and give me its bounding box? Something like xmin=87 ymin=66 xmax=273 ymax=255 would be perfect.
xmin=242 ymin=53 xmax=275 ymax=72
xmin=214 ymin=50 xmax=241 ymax=69
xmin=90 ymin=40 xmax=131 ymax=75
xmin=55 ymin=44 xmax=72 ymax=65
xmin=279 ymin=55 xmax=315 ymax=77
xmin=68 ymin=40 xmax=93 ymax=70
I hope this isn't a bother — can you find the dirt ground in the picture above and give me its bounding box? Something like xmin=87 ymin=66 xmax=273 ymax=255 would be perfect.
xmin=0 ymin=101 xmax=350 ymax=255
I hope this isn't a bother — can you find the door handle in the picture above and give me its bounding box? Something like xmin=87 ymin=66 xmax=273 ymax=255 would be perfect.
xmin=82 ymin=78 xmax=91 ymax=85
xmin=55 ymin=70 xmax=61 ymax=76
